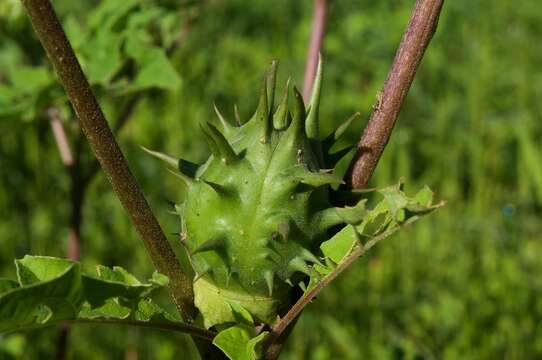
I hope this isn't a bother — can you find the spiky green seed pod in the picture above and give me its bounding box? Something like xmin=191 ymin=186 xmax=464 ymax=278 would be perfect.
xmin=146 ymin=59 xmax=364 ymax=328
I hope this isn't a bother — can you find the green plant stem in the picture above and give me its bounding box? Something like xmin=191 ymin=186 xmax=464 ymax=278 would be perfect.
xmin=20 ymin=0 xmax=197 ymax=322
xmin=346 ymin=0 xmax=445 ymax=188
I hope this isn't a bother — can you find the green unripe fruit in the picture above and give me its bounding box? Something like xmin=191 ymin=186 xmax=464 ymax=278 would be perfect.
xmin=146 ymin=59 xmax=365 ymax=328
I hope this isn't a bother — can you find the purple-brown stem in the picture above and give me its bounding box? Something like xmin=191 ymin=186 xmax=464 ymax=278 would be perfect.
xmin=265 ymin=0 xmax=445 ymax=357
xmin=346 ymin=0 xmax=444 ymax=188
xmin=48 ymin=108 xmax=74 ymax=167
xmin=44 ymin=6 xmax=205 ymax=358
xmin=21 ymin=0 xmax=196 ymax=321
xmin=302 ymin=0 xmax=328 ymax=102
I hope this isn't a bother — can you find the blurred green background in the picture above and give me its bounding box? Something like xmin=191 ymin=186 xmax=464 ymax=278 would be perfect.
xmin=1 ymin=0 xmax=542 ymax=358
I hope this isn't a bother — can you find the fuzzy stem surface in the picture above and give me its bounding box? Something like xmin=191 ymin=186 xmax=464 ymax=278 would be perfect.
xmin=346 ymin=0 xmax=445 ymax=188
xmin=265 ymin=1 xmax=445 ymax=357
xmin=20 ymin=0 xmax=196 ymax=322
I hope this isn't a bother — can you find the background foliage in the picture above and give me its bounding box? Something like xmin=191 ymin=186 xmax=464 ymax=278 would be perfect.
xmin=1 ymin=0 xmax=542 ymax=358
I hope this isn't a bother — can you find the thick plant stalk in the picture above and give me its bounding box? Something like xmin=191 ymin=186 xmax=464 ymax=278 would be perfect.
xmin=21 ymin=0 xmax=197 ymax=321
xmin=264 ymin=1 xmax=445 ymax=358
xmin=302 ymin=0 xmax=328 ymax=102
xmin=346 ymin=0 xmax=444 ymax=188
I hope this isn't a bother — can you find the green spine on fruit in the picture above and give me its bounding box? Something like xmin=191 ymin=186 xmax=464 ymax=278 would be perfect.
xmin=146 ymin=58 xmax=365 ymax=328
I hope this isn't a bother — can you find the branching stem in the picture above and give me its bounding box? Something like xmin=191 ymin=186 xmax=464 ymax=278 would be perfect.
xmin=265 ymin=0 xmax=445 ymax=357
xmin=265 ymin=226 xmax=398 ymax=359
xmin=21 ymin=0 xmax=197 ymax=322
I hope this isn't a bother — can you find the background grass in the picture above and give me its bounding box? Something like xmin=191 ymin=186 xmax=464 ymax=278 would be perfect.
xmin=1 ymin=0 xmax=542 ymax=358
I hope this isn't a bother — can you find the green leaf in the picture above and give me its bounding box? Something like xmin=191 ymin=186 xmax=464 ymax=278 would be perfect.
xmin=8 ymin=66 xmax=52 ymax=94
xmin=0 ymin=256 xmax=181 ymax=334
xmin=0 ymin=333 xmax=25 ymax=359
xmin=82 ymin=30 xmax=123 ymax=85
xmin=150 ymin=271 xmax=169 ymax=287
xmin=87 ymin=0 xmax=139 ymax=30
xmin=78 ymin=299 xmax=131 ymax=320
xmin=0 ymin=257 xmax=82 ymax=332
xmin=212 ymin=302 xmax=267 ymax=359
xmin=317 ymin=182 xmax=443 ymax=274
xmin=123 ymin=35 xmax=181 ymax=92
xmin=226 ymin=301 xmax=254 ymax=326
xmin=132 ymin=298 xmax=178 ymax=322
xmin=213 ymin=325 xmax=268 ymax=360
xmin=132 ymin=51 xmax=181 ymax=91
xmin=246 ymin=332 xmax=268 ymax=359
xmin=0 ymin=63 xmax=54 ymax=120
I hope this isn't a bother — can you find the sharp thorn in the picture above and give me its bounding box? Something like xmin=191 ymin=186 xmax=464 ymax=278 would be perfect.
xmin=191 ymin=238 xmax=224 ymax=255
xmin=288 ymin=257 xmax=312 ymax=276
xmin=202 ymin=180 xmax=231 ymax=196
xmin=201 ymin=122 xmax=238 ymax=164
xmin=141 ymin=146 xmax=178 ymax=168
xmin=258 ymin=81 xmax=270 ymax=143
xmin=264 ymin=271 xmax=274 ymax=296
xmin=273 ymin=78 xmax=290 ymax=130
xmin=214 ymin=102 xmax=233 ymax=132
xmin=291 ymin=86 xmax=306 ymax=134
xmin=326 ymin=146 xmax=355 ymax=167
xmin=323 ymin=112 xmax=361 ymax=153
xmin=305 ymin=53 xmax=323 ymax=141
xmin=300 ymin=248 xmax=323 ymax=266
xmin=266 ymin=59 xmax=279 ymax=113
xmin=233 ymin=104 xmax=242 ymax=126
xmin=200 ymin=123 xmax=220 ymax=158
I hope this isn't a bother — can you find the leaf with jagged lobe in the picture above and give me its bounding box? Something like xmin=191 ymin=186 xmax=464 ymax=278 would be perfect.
xmin=146 ymin=59 xmax=373 ymax=330
xmin=0 ymin=256 xmax=180 ymax=333
xmin=313 ymin=181 xmax=444 ymax=279
xmin=212 ymin=302 xmax=268 ymax=360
